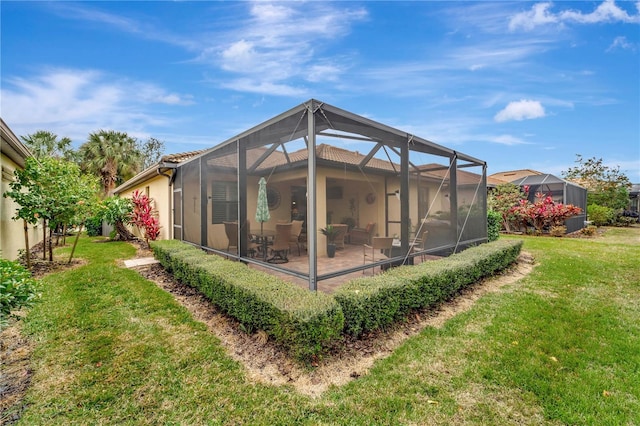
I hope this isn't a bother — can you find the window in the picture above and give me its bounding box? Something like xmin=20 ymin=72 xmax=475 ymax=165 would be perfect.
xmin=211 ymin=181 xmax=238 ymax=224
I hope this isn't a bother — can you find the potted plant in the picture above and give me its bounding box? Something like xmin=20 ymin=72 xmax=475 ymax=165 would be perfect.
xmin=320 ymin=225 xmax=338 ymax=258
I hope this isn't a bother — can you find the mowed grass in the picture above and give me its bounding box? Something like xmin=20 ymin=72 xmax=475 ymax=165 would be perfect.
xmin=16 ymin=228 xmax=640 ymax=425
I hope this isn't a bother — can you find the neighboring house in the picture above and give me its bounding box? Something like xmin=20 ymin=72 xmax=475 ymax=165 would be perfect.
xmin=628 ymin=184 xmax=640 ymax=213
xmin=489 ymin=169 xmax=542 ymax=184
xmin=1 ymin=118 xmax=44 ymax=260
xmin=489 ymin=170 xmax=588 ymax=233
xmin=486 ymin=175 xmax=509 ymax=188
xmin=167 ymin=99 xmax=488 ymax=290
xmin=112 ymin=150 xmax=205 ymax=240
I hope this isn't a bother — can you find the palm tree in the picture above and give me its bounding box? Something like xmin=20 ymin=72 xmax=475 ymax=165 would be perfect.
xmin=20 ymin=130 xmax=74 ymax=160
xmin=79 ymin=130 xmax=141 ymax=195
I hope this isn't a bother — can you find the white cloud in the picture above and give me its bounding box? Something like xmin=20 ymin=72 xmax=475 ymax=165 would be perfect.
xmin=494 ymin=100 xmax=546 ymax=122
xmin=206 ymin=2 xmax=367 ymax=96
xmin=607 ymin=36 xmax=637 ymax=52
xmin=490 ymin=134 xmax=529 ymax=145
xmin=220 ymin=78 xmax=307 ymax=97
xmin=49 ymin=2 xmax=198 ymax=50
xmin=220 ymin=40 xmax=258 ymax=72
xmin=509 ymin=0 xmax=640 ymax=31
xmin=307 ymin=64 xmax=344 ymax=83
xmin=509 ymin=2 xmax=559 ymax=31
xmin=0 ymin=68 xmax=193 ymax=143
xmin=559 ymin=0 xmax=640 ymax=24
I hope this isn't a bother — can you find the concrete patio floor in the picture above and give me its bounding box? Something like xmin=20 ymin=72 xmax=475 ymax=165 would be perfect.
xmin=248 ymin=243 xmax=440 ymax=294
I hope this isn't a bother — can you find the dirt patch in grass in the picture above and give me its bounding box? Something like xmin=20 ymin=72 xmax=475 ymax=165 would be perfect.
xmin=24 ymin=257 xmax=87 ymax=279
xmin=133 ymin=250 xmax=535 ymax=398
xmin=0 ymin=321 xmax=33 ymax=425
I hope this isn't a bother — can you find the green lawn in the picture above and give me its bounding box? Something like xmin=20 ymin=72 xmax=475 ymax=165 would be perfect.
xmin=15 ymin=228 xmax=640 ymax=425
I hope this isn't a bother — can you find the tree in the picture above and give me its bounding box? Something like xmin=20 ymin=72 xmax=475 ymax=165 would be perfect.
xmin=20 ymin=130 xmax=76 ymax=161
xmin=100 ymin=196 xmax=135 ymax=241
xmin=78 ymin=130 xmax=141 ymax=195
xmin=562 ymin=155 xmax=631 ymax=210
xmin=138 ymin=137 xmax=165 ymax=170
xmin=488 ymin=183 xmax=526 ymax=232
xmin=3 ymin=157 xmax=100 ymax=262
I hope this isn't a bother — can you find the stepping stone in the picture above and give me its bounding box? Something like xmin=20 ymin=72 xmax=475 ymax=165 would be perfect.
xmin=124 ymin=257 xmax=159 ymax=268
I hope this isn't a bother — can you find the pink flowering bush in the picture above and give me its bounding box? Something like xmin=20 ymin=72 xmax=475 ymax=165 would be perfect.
xmin=130 ymin=190 xmax=161 ymax=247
xmin=509 ymin=190 xmax=582 ymax=235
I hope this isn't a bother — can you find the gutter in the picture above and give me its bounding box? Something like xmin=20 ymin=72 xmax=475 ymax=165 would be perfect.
xmin=157 ymin=164 xmax=177 ymax=185
xmin=157 ymin=164 xmax=177 ymax=240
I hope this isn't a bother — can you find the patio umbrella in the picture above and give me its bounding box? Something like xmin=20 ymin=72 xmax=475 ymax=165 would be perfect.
xmin=255 ymin=177 xmax=271 ymax=235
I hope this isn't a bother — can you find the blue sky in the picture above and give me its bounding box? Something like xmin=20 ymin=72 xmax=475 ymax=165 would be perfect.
xmin=2 ymin=1 xmax=639 ymax=181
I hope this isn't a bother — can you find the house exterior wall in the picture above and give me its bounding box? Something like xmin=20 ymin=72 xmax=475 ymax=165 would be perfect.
xmin=200 ymin=166 xmax=396 ymax=256
xmin=1 ymin=153 xmax=44 ymax=260
xmin=117 ymin=174 xmax=172 ymax=241
xmin=319 ymin=168 xmax=387 ymax=255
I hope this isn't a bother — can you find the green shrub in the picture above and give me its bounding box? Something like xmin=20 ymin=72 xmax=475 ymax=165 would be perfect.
xmin=1 ymin=259 xmax=39 ymax=328
xmin=580 ymin=225 xmax=597 ymax=236
xmin=85 ymin=216 xmax=103 ymax=237
xmin=613 ymin=215 xmax=636 ymax=227
xmin=334 ymin=239 xmax=523 ymax=337
xmin=587 ymin=204 xmax=614 ymax=226
xmin=150 ymin=240 xmax=344 ymax=362
xmin=487 ymin=210 xmax=502 ymax=242
xmin=151 ymin=239 xmax=201 ymax=270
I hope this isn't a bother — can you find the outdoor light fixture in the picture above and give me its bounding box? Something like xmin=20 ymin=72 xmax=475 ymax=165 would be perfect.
xmin=395 ymin=189 xmax=401 ymax=200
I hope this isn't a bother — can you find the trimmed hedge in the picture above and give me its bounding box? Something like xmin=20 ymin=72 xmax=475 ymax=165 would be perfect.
xmin=150 ymin=241 xmax=344 ymax=362
xmin=150 ymin=239 xmax=522 ymax=359
xmin=334 ymin=239 xmax=523 ymax=337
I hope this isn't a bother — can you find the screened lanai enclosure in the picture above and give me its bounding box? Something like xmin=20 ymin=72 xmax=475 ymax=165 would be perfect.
xmin=172 ymin=99 xmax=487 ymax=291
xmin=511 ymin=174 xmax=587 ymax=233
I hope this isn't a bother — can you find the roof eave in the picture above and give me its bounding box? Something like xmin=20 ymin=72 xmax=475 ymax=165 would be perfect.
xmin=112 ymin=163 xmax=176 ymax=195
xmin=1 ymin=118 xmax=32 ymax=167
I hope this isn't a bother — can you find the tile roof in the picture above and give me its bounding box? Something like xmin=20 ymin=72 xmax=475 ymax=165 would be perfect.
xmin=417 ymin=164 xmax=484 ymax=185
xmin=161 ymin=149 xmax=207 ymax=164
xmin=488 ymin=169 xmax=543 ymax=182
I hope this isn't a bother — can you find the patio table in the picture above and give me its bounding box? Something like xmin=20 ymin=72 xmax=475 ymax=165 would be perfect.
xmin=383 ymin=240 xmax=416 ymax=268
xmin=251 ymin=229 xmax=275 ymax=261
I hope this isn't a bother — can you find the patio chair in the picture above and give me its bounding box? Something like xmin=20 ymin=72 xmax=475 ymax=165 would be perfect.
xmin=289 ymin=219 xmax=304 ymax=255
xmin=363 ymin=236 xmax=394 ymax=274
xmin=412 ymin=229 xmax=429 ymax=261
xmin=243 ymin=220 xmax=259 ymax=258
xmin=350 ymin=222 xmax=375 ymax=245
xmin=330 ymin=224 xmax=349 ymax=249
xmin=269 ymin=223 xmax=292 ymax=263
xmin=223 ymin=221 xmax=238 ymax=253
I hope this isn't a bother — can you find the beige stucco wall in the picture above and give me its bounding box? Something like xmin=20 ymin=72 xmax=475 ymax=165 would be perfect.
xmin=118 ymin=174 xmax=172 ymax=241
xmin=204 ymin=174 xmax=301 ymax=251
xmin=1 ymin=153 xmax=44 ymax=260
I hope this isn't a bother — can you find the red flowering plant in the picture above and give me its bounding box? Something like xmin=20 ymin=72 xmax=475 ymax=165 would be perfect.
xmin=129 ymin=190 xmax=161 ymax=247
xmin=508 ymin=191 xmax=582 ymax=235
